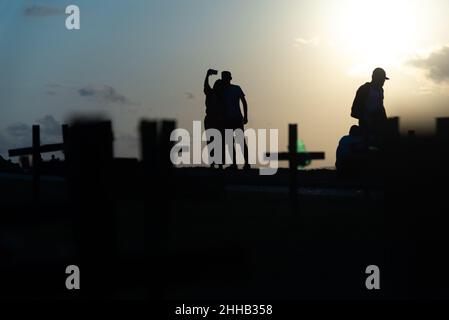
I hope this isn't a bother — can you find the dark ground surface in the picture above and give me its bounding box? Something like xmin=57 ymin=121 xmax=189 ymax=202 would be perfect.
xmin=0 ymin=164 xmax=448 ymax=300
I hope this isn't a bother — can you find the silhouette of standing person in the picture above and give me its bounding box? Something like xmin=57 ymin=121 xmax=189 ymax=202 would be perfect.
xmin=221 ymin=71 xmax=250 ymax=170
xmin=204 ymin=69 xmax=224 ymax=168
xmin=351 ymin=68 xmax=389 ymax=144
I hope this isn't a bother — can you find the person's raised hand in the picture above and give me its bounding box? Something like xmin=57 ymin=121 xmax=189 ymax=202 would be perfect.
xmin=207 ymin=69 xmax=218 ymax=76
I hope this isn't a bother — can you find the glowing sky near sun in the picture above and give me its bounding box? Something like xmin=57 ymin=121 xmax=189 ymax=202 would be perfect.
xmin=1 ymin=0 xmax=449 ymax=167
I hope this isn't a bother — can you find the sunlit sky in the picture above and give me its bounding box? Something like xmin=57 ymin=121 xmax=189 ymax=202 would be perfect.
xmin=1 ymin=0 xmax=449 ymax=167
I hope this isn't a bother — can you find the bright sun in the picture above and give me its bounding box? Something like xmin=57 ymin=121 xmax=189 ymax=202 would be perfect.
xmin=334 ymin=0 xmax=420 ymax=74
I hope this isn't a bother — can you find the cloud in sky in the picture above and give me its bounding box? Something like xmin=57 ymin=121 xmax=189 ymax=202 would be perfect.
xmin=44 ymin=83 xmax=66 ymax=96
xmin=6 ymin=123 xmax=30 ymax=141
xmin=409 ymin=46 xmax=449 ymax=83
xmin=0 ymin=132 xmax=11 ymax=156
xmin=185 ymin=92 xmax=195 ymax=100
xmin=46 ymin=83 xmax=62 ymax=88
xmin=23 ymin=5 xmax=63 ymax=17
xmin=37 ymin=115 xmax=61 ymax=136
xmin=78 ymin=85 xmax=138 ymax=106
xmin=5 ymin=115 xmax=62 ymax=149
xmin=294 ymin=37 xmax=321 ymax=49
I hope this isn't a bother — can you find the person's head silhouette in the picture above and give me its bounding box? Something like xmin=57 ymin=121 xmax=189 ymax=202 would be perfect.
xmin=221 ymin=71 xmax=232 ymax=85
xmin=349 ymin=125 xmax=361 ymax=136
xmin=372 ymin=67 xmax=389 ymax=88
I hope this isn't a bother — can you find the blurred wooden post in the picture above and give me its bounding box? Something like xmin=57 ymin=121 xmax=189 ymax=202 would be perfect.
xmin=67 ymin=120 xmax=115 ymax=298
xmin=436 ymin=117 xmax=449 ymax=140
xmin=32 ymin=125 xmax=41 ymax=202
xmin=386 ymin=117 xmax=400 ymax=138
xmin=140 ymin=121 xmax=158 ymax=172
xmin=62 ymin=124 xmax=69 ymax=176
xmin=62 ymin=124 xmax=69 ymax=157
xmin=140 ymin=119 xmax=176 ymax=299
xmin=289 ymin=124 xmax=298 ymax=210
xmin=140 ymin=120 xmax=160 ymax=300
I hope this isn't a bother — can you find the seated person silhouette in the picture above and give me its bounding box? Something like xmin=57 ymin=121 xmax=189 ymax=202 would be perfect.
xmin=336 ymin=125 xmax=368 ymax=177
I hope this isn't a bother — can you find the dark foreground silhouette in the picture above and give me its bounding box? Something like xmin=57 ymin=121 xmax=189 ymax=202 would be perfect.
xmin=1 ymin=115 xmax=449 ymax=302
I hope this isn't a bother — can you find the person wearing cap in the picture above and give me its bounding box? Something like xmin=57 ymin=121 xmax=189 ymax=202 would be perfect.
xmin=351 ymin=68 xmax=389 ymax=141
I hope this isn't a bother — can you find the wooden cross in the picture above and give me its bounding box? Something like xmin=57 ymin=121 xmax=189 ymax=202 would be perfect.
xmin=266 ymin=124 xmax=325 ymax=209
xmin=8 ymin=124 xmax=69 ymax=202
